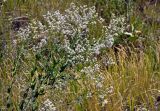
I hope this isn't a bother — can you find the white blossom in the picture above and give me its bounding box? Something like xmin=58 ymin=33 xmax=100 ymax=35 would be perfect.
xmin=39 ymin=99 xmax=56 ymax=111
xmin=102 ymin=99 xmax=108 ymax=107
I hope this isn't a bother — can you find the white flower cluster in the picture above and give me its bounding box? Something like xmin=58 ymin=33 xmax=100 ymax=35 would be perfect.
xmin=16 ymin=3 xmax=127 ymax=66
xmin=39 ymin=99 xmax=56 ymax=111
xmin=17 ymin=27 xmax=31 ymax=41
xmin=43 ymin=3 xmax=97 ymax=38
xmin=107 ymin=14 xmax=126 ymax=35
xmin=81 ymin=63 xmax=100 ymax=74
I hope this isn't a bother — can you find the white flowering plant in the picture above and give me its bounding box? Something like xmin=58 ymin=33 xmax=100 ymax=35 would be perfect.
xmin=14 ymin=3 xmax=133 ymax=110
xmin=16 ymin=3 xmax=130 ymax=70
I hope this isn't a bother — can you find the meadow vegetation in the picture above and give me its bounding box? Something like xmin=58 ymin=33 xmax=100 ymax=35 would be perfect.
xmin=0 ymin=0 xmax=160 ymax=111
